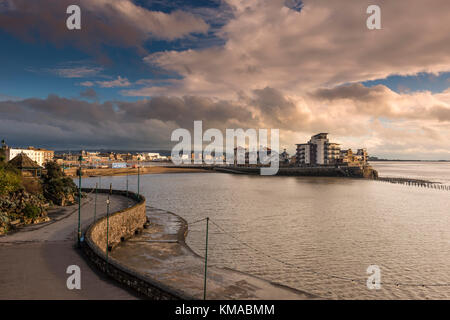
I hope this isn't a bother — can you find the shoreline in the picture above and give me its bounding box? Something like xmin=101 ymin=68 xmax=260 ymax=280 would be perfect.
xmin=63 ymin=166 xmax=209 ymax=177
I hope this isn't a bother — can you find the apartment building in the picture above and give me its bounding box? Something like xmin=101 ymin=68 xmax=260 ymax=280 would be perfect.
xmin=4 ymin=146 xmax=54 ymax=167
xmin=296 ymin=133 xmax=341 ymax=165
xmin=296 ymin=133 xmax=369 ymax=166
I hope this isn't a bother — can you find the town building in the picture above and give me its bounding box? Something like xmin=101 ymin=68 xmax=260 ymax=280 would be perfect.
xmin=144 ymin=152 xmax=168 ymax=161
xmin=3 ymin=145 xmax=54 ymax=167
xmin=279 ymin=149 xmax=290 ymax=165
xmin=296 ymin=133 xmax=368 ymax=166
xmin=232 ymin=146 xmax=274 ymax=166
xmin=296 ymin=133 xmax=341 ymax=166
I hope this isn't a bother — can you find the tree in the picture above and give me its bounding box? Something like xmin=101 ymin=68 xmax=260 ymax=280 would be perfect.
xmin=41 ymin=161 xmax=77 ymax=205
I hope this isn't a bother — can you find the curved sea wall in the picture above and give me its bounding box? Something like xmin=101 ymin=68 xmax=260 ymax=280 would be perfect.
xmin=213 ymin=165 xmax=378 ymax=179
xmin=81 ymin=189 xmax=187 ymax=299
xmin=86 ymin=189 xmax=147 ymax=251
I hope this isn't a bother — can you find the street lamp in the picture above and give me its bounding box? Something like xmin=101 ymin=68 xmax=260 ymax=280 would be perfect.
xmin=137 ymin=158 xmax=140 ymax=200
xmin=77 ymin=154 xmax=83 ymax=246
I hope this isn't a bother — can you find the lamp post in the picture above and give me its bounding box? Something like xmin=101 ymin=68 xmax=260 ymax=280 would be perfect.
xmin=137 ymin=158 xmax=140 ymax=200
xmin=106 ymin=184 xmax=111 ymax=270
xmin=77 ymin=154 xmax=83 ymax=246
xmin=203 ymin=217 xmax=209 ymax=300
xmin=126 ymin=173 xmax=129 ymax=207
xmin=94 ymin=182 xmax=98 ymax=222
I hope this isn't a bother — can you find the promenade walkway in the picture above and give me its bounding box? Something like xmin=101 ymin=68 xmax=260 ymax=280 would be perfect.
xmin=0 ymin=193 xmax=139 ymax=299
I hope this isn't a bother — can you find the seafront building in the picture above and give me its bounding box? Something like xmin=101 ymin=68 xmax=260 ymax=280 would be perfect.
xmin=2 ymin=142 xmax=54 ymax=167
xmin=296 ymin=133 xmax=341 ymax=165
xmin=296 ymin=133 xmax=368 ymax=167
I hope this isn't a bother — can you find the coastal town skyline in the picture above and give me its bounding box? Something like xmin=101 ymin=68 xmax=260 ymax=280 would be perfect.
xmin=1 ymin=0 xmax=450 ymax=160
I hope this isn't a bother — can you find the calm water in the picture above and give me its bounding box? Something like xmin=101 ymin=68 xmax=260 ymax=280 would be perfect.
xmin=83 ymin=162 xmax=450 ymax=299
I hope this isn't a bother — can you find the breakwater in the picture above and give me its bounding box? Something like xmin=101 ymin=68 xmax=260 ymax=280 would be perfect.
xmin=376 ymin=177 xmax=450 ymax=191
xmin=211 ymin=165 xmax=378 ymax=179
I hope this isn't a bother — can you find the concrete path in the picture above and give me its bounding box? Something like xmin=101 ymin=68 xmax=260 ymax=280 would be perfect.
xmin=0 ymin=193 xmax=139 ymax=300
xmin=111 ymin=207 xmax=317 ymax=300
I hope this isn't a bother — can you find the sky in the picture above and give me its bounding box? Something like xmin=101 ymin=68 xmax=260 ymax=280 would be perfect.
xmin=1 ymin=0 xmax=450 ymax=159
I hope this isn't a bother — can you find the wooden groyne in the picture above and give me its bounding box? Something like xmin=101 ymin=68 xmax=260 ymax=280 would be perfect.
xmin=376 ymin=177 xmax=450 ymax=191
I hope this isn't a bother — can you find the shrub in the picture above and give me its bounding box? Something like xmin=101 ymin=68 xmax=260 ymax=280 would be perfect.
xmin=22 ymin=178 xmax=43 ymax=195
xmin=0 ymin=166 xmax=22 ymax=196
xmin=41 ymin=161 xmax=77 ymax=205
xmin=23 ymin=204 xmax=41 ymax=219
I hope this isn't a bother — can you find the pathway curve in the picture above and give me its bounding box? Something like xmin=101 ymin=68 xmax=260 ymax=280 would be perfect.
xmin=0 ymin=193 xmax=139 ymax=299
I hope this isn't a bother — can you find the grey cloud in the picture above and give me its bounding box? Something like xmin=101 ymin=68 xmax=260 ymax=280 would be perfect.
xmin=80 ymin=88 xmax=98 ymax=99
xmin=117 ymin=95 xmax=256 ymax=129
xmin=0 ymin=94 xmax=258 ymax=149
xmin=430 ymin=105 xmax=450 ymax=122
xmin=312 ymin=83 xmax=391 ymax=103
xmin=1 ymin=86 xmax=450 ymax=158
xmin=0 ymin=0 xmax=208 ymax=61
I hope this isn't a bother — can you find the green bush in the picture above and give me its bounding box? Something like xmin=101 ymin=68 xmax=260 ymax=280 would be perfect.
xmin=41 ymin=161 xmax=77 ymax=205
xmin=0 ymin=166 xmax=22 ymax=196
xmin=23 ymin=204 xmax=41 ymax=219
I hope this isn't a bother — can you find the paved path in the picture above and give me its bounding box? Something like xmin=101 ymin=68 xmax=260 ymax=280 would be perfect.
xmin=111 ymin=208 xmax=318 ymax=300
xmin=0 ymin=193 xmax=139 ymax=300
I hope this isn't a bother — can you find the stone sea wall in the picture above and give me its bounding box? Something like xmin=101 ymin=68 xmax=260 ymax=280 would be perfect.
xmin=85 ymin=189 xmax=146 ymax=252
xmin=81 ymin=188 xmax=187 ymax=299
xmin=213 ymin=165 xmax=378 ymax=179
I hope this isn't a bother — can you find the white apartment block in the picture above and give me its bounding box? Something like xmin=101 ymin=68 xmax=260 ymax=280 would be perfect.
xmin=5 ymin=147 xmax=54 ymax=167
xmin=296 ymin=133 xmax=341 ymax=166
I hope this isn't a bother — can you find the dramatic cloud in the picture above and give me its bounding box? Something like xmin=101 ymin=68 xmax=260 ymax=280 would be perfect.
xmin=136 ymin=0 xmax=450 ymax=97
xmin=0 ymin=0 xmax=208 ymax=60
xmin=2 ymin=0 xmax=450 ymax=159
xmin=0 ymin=94 xmax=255 ymax=149
xmin=1 ymin=85 xmax=450 ymax=159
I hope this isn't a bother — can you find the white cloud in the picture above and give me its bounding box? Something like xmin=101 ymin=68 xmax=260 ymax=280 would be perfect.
xmin=95 ymin=76 xmax=131 ymax=88
xmin=140 ymin=0 xmax=450 ymax=97
xmin=50 ymin=66 xmax=103 ymax=78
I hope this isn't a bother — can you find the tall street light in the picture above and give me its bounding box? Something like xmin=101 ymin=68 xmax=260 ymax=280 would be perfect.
xmin=77 ymin=154 xmax=83 ymax=246
xmin=137 ymin=158 xmax=140 ymax=200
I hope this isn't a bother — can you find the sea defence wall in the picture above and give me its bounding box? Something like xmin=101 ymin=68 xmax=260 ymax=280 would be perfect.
xmin=85 ymin=189 xmax=147 ymax=252
xmin=81 ymin=189 xmax=187 ymax=299
xmin=213 ymin=165 xmax=378 ymax=179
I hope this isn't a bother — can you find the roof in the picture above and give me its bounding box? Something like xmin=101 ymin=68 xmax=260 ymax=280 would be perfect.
xmin=8 ymin=153 xmax=41 ymax=169
xmin=312 ymin=133 xmax=328 ymax=139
